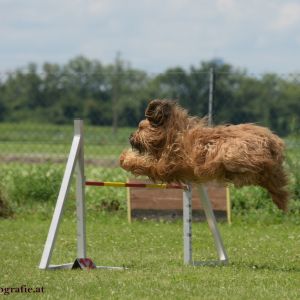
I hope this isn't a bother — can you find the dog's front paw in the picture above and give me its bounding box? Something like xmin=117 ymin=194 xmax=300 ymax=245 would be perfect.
xmin=119 ymin=150 xmax=127 ymax=167
xmin=119 ymin=150 xmax=130 ymax=168
xmin=119 ymin=149 xmax=136 ymax=170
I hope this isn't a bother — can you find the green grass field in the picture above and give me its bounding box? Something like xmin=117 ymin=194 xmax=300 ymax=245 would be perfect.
xmin=0 ymin=214 xmax=300 ymax=299
xmin=1 ymin=122 xmax=300 ymax=299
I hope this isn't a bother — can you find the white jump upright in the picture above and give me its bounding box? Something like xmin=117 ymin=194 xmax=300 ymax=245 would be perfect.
xmin=39 ymin=119 xmax=228 ymax=270
xmin=182 ymin=185 xmax=228 ymax=266
xmin=39 ymin=119 xmax=124 ymax=270
xmin=183 ymin=185 xmax=193 ymax=264
xmin=39 ymin=120 xmax=86 ymax=269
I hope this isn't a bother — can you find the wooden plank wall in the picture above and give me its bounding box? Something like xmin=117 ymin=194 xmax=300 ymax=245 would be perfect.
xmin=127 ymin=179 xmax=229 ymax=222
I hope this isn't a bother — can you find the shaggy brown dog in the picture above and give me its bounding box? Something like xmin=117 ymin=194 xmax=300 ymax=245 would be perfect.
xmin=120 ymin=99 xmax=289 ymax=211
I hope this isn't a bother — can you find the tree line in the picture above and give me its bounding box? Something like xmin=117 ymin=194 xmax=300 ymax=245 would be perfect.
xmin=0 ymin=55 xmax=299 ymax=135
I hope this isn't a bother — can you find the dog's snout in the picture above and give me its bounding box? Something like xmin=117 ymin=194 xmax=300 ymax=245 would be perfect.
xmin=129 ymin=133 xmax=135 ymax=148
xmin=129 ymin=133 xmax=144 ymax=153
xmin=129 ymin=133 xmax=134 ymax=144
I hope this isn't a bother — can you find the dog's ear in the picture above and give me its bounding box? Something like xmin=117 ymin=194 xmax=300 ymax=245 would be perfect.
xmin=145 ymin=99 xmax=173 ymax=126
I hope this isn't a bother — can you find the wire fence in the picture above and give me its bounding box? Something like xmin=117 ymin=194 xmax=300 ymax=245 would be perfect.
xmin=0 ymin=69 xmax=299 ymax=167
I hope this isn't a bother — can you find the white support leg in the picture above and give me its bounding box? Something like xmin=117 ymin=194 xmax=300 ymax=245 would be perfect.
xmin=196 ymin=185 xmax=228 ymax=265
xmin=39 ymin=129 xmax=82 ymax=270
xmin=39 ymin=119 xmax=126 ymax=270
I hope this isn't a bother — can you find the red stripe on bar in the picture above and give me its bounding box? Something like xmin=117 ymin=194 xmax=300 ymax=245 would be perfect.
xmin=85 ymin=181 xmax=186 ymax=190
xmin=85 ymin=181 xmax=105 ymax=187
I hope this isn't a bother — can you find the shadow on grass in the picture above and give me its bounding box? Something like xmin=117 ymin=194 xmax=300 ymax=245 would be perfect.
xmin=232 ymin=261 xmax=300 ymax=273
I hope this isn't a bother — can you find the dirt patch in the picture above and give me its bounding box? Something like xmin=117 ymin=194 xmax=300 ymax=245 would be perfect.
xmin=0 ymin=155 xmax=119 ymax=167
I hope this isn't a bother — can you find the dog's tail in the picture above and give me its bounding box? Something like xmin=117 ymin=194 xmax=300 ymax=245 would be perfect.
xmin=260 ymin=166 xmax=289 ymax=212
xmin=269 ymin=189 xmax=289 ymax=212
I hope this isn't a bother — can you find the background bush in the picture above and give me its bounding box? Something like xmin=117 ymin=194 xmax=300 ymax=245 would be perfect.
xmin=0 ymin=146 xmax=299 ymax=219
xmin=0 ymin=164 xmax=129 ymax=216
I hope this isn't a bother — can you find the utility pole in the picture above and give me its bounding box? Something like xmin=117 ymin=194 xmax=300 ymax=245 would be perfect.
xmin=208 ymin=67 xmax=214 ymax=127
xmin=112 ymin=52 xmax=122 ymax=135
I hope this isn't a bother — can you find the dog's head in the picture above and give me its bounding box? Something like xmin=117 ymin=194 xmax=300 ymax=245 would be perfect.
xmin=129 ymin=99 xmax=183 ymax=158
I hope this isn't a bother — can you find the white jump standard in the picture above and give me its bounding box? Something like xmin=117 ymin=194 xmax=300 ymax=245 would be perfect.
xmin=39 ymin=119 xmax=228 ymax=270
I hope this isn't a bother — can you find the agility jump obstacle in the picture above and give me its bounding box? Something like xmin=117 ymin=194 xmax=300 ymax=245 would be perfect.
xmin=39 ymin=119 xmax=228 ymax=270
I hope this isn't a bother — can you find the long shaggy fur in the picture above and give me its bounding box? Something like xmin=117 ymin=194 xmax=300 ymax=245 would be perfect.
xmin=120 ymin=99 xmax=289 ymax=211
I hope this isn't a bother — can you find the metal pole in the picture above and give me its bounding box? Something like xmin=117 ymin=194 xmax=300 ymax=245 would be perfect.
xmin=75 ymin=119 xmax=86 ymax=258
xmin=208 ymin=67 xmax=214 ymax=127
xmin=183 ymin=185 xmax=192 ymax=264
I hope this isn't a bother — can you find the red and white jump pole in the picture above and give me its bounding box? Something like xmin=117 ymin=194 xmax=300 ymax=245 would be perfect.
xmin=85 ymin=181 xmax=186 ymax=190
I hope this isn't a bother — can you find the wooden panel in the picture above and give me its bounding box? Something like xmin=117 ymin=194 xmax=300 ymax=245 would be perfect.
xmin=129 ymin=179 xmax=227 ymax=211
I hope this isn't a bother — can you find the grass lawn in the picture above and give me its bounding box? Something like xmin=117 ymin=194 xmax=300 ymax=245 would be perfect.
xmin=0 ymin=122 xmax=299 ymax=299
xmin=0 ymin=213 xmax=299 ymax=299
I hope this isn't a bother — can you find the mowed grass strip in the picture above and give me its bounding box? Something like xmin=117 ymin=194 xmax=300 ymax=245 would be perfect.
xmin=0 ymin=142 xmax=126 ymax=160
xmin=0 ymin=122 xmax=132 ymax=161
xmin=0 ymin=214 xmax=299 ymax=300
xmin=0 ymin=122 xmax=133 ymax=144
